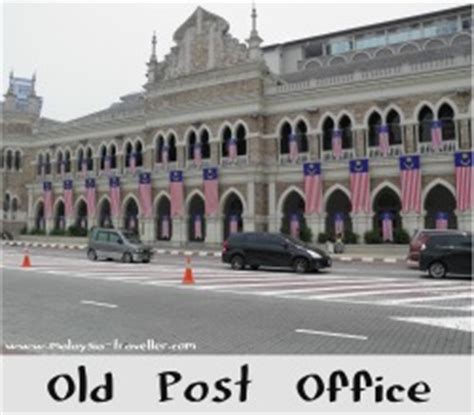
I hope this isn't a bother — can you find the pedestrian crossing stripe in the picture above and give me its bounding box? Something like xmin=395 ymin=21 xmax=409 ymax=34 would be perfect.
xmin=391 ymin=317 xmax=473 ymax=332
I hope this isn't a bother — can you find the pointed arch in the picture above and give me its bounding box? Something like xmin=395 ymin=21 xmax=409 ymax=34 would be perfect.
xmin=363 ymin=107 xmax=383 ymax=126
xmin=383 ymin=104 xmax=406 ymax=123
xmin=185 ymin=189 xmax=206 ymax=213
xmin=232 ymin=119 xmax=250 ymax=137
xmin=422 ymin=178 xmax=456 ymax=208
xmin=74 ymin=195 xmax=87 ymax=213
xmin=219 ymin=187 xmax=247 ymax=216
xmin=153 ymin=190 xmax=171 ymax=212
xmin=434 ymin=97 xmax=459 ymax=117
xmin=121 ymin=193 xmax=141 ymax=217
xmin=450 ymin=33 xmax=472 ymax=46
xmin=217 ymin=121 xmax=234 ymax=141
xmin=370 ymin=181 xmax=401 ymax=208
xmin=152 ymin=130 xmax=167 ymax=147
xmin=277 ymin=186 xmax=305 ymax=216
xmin=275 ymin=116 xmax=294 ymax=135
xmin=398 ymin=42 xmax=421 ymax=54
xmin=413 ymin=101 xmax=435 ymax=120
xmin=323 ymin=184 xmax=351 ymax=212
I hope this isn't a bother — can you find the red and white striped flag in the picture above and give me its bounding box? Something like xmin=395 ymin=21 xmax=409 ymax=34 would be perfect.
xmin=350 ymin=159 xmax=370 ymax=214
xmin=290 ymin=214 xmax=300 ymax=239
xmin=193 ymin=143 xmax=202 ymax=167
xmin=229 ymin=214 xmax=239 ymax=234
xmin=109 ymin=176 xmax=121 ymax=218
xmin=435 ymin=212 xmax=448 ymax=230
xmin=138 ymin=172 xmax=153 ymax=219
xmin=161 ymin=215 xmax=170 ymax=239
xmin=381 ymin=212 xmax=393 ymax=242
xmin=431 ymin=120 xmax=443 ymax=152
xmin=334 ymin=213 xmax=344 ymax=235
xmin=85 ymin=178 xmax=96 ymax=218
xmin=303 ymin=162 xmax=322 ymax=214
xmin=332 ymin=130 xmax=343 ymax=160
xmin=63 ymin=179 xmax=74 ymax=219
xmin=203 ymin=167 xmax=219 ymax=216
xmin=228 ymin=138 xmax=237 ymax=161
xmin=378 ymin=125 xmax=390 ymax=157
xmin=399 ymin=155 xmax=421 ymax=213
xmin=455 ymin=151 xmax=473 ymax=211
xmin=169 ymin=170 xmax=184 ymax=217
xmin=128 ymin=216 xmax=136 ymax=230
xmin=43 ymin=181 xmax=53 ymax=219
xmin=194 ymin=214 xmax=203 ymax=240
xmin=289 ymin=133 xmax=298 ymax=162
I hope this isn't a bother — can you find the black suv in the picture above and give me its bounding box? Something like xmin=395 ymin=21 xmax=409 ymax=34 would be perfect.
xmin=419 ymin=232 xmax=472 ymax=278
xmin=222 ymin=232 xmax=331 ymax=273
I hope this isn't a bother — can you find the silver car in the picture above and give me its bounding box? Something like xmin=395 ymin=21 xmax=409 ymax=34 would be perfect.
xmin=87 ymin=227 xmax=153 ymax=263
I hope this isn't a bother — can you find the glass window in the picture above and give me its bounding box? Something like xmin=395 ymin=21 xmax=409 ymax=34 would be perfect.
xmin=108 ymin=233 xmax=121 ymax=243
xmin=328 ymin=38 xmax=352 ymax=55
xmin=123 ymin=231 xmax=141 ymax=244
xmin=462 ymin=16 xmax=471 ymax=31
xmin=95 ymin=231 xmax=109 ymax=242
xmin=355 ymin=32 xmax=386 ymax=50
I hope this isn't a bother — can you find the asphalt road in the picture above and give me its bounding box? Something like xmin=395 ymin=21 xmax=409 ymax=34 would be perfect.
xmin=1 ymin=246 xmax=472 ymax=354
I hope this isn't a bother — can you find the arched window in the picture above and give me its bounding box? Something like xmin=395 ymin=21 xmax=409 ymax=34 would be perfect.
xmin=221 ymin=126 xmax=232 ymax=157
xmin=6 ymin=150 xmax=13 ymax=170
xmin=418 ymin=106 xmax=434 ymax=142
xmin=4 ymin=193 xmax=11 ymax=218
xmin=37 ymin=154 xmax=43 ymax=175
xmin=45 ymin=153 xmax=51 ymax=175
xmin=279 ymin=122 xmax=292 ymax=155
xmin=110 ymin=144 xmax=117 ymax=169
xmin=168 ymin=135 xmax=177 ymax=162
xmin=386 ymin=109 xmax=402 ymax=145
xmin=77 ymin=148 xmax=84 ymax=171
xmin=295 ymin=121 xmax=308 ymax=153
xmin=99 ymin=145 xmax=107 ymax=170
xmin=124 ymin=142 xmax=133 ymax=167
xmin=56 ymin=151 xmax=63 ymax=174
xmin=155 ymin=136 xmax=165 ymax=163
xmin=64 ymin=150 xmax=71 ymax=173
xmin=322 ymin=117 xmax=335 ymax=151
xmin=135 ymin=141 xmax=143 ymax=167
xmin=367 ymin=112 xmax=382 ymax=147
xmin=86 ymin=147 xmax=94 ymax=171
xmin=339 ymin=115 xmax=353 ymax=149
xmin=14 ymin=151 xmax=21 ymax=171
xmin=236 ymin=124 xmax=247 ymax=155
xmin=188 ymin=131 xmax=197 ymax=160
xmin=438 ymin=103 xmax=455 ymax=141
xmin=201 ymin=130 xmax=211 ymax=159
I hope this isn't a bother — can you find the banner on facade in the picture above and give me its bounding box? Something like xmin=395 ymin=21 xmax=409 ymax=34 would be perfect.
xmin=349 ymin=159 xmax=370 ymax=214
xmin=399 ymin=155 xmax=421 ymax=213
xmin=63 ymin=179 xmax=74 ymax=219
xmin=203 ymin=167 xmax=219 ymax=216
xmin=430 ymin=120 xmax=443 ymax=151
xmin=138 ymin=172 xmax=153 ymax=219
xmin=303 ymin=162 xmax=322 ymax=215
xmin=377 ymin=124 xmax=390 ymax=157
xmin=43 ymin=181 xmax=53 ymax=219
xmin=454 ymin=151 xmax=473 ymax=211
xmin=85 ymin=178 xmax=96 ymax=218
xmin=109 ymin=176 xmax=121 ymax=218
xmin=169 ymin=170 xmax=184 ymax=217
xmin=381 ymin=211 xmax=394 ymax=242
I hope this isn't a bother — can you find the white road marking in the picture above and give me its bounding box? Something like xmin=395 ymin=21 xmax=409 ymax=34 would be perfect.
xmin=392 ymin=317 xmax=473 ymax=332
xmin=382 ymin=292 xmax=474 ymax=305
xmin=295 ymin=328 xmax=368 ymax=341
xmin=80 ymin=300 xmax=118 ymax=309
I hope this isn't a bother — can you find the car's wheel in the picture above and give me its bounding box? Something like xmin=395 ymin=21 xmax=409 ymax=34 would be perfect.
xmin=293 ymin=257 xmax=309 ymax=274
xmin=231 ymin=255 xmax=245 ymax=271
xmin=87 ymin=249 xmax=97 ymax=261
xmin=428 ymin=261 xmax=447 ymax=279
xmin=250 ymin=265 xmax=260 ymax=271
xmin=122 ymin=252 xmax=133 ymax=263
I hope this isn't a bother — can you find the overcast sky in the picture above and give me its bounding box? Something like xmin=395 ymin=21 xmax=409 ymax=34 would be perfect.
xmin=3 ymin=1 xmax=462 ymax=121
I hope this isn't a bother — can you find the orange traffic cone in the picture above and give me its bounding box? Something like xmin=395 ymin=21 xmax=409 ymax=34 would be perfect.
xmin=182 ymin=256 xmax=195 ymax=285
xmin=21 ymin=248 xmax=32 ymax=268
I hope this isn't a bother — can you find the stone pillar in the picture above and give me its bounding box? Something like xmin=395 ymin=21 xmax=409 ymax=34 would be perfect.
xmin=27 ymin=189 xmax=34 ymax=231
xmin=306 ymin=214 xmax=325 ymax=243
xmin=404 ymin=123 xmax=416 ymax=154
xmin=177 ymin=145 xmax=185 ymax=169
xmin=45 ymin=218 xmax=54 ymax=234
xmin=456 ymin=210 xmax=473 ymax=232
xmin=117 ymin=152 xmax=124 ymax=175
xmin=267 ymin=181 xmax=278 ymax=232
xmin=112 ymin=216 xmax=120 ymax=230
xmin=459 ymin=119 xmax=471 ymax=150
xmin=311 ymin=132 xmax=321 ymax=160
xmin=354 ymin=129 xmax=366 ymax=158
xmin=210 ymin=142 xmax=219 ymax=166
xmin=401 ymin=212 xmax=422 ymax=237
xmin=171 ymin=217 xmax=186 ymax=245
xmin=144 ymin=145 xmax=154 ymax=171
xmin=141 ymin=217 xmax=155 ymax=243
xmin=205 ymin=215 xmax=221 ymax=245
xmin=65 ymin=216 xmax=74 ymax=229
xmin=351 ymin=213 xmax=372 ymax=242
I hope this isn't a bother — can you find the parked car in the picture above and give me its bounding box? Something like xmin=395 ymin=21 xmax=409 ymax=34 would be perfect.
xmin=408 ymin=229 xmax=465 ymax=264
xmin=222 ymin=232 xmax=331 ymax=273
xmin=419 ymin=232 xmax=472 ymax=278
xmin=87 ymin=227 xmax=153 ymax=263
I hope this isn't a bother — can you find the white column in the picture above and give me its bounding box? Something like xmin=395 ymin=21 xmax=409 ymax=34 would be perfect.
xmin=306 ymin=214 xmax=325 ymax=242
xmin=245 ymin=181 xmax=256 ymax=232
xmin=456 ymin=210 xmax=473 ymax=232
xmin=268 ymin=181 xmax=278 ymax=232
xmin=351 ymin=213 xmax=372 ymax=242
xmin=205 ymin=215 xmax=221 ymax=244
xmin=171 ymin=217 xmax=186 ymax=245
xmin=141 ymin=218 xmax=155 ymax=243
xmin=27 ymin=189 xmax=34 ymax=231
xmin=45 ymin=218 xmax=54 ymax=234
xmin=401 ymin=212 xmax=423 ymax=237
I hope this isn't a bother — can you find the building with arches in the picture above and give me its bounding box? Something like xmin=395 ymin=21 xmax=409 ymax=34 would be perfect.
xmin=1 ymin=5 xmax=472 ymax=244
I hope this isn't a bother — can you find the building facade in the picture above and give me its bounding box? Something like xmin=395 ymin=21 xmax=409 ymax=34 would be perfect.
xmin=1 ymin=5 xmax=472 ymax=245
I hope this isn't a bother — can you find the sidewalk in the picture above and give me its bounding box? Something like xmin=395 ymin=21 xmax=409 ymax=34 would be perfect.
xmin=2 ymin=236 xmax=409 ymax=264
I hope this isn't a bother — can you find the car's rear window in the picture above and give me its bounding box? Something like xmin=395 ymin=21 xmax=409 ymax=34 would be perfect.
xmin=428 ymin=234 xmax=469 ymax=247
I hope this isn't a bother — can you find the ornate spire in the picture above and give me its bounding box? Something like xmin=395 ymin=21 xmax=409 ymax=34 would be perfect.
xmin=31 ymin=71 xmax=37 ymax=96
xmin=150 ymin=31 xmax=157 ymax=63
xmin=247 ymin=1 xmax=263 ymax=60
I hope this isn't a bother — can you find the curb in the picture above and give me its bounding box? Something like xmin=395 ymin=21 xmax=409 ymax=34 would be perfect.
xmin=2 ymin=240 xmax=407 ymax=264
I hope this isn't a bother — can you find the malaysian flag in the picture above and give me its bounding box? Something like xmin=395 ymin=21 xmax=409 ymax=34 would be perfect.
xmin=203 ymin=167 xmax=219 ymax=216
xmin=138 ymin=172 xmax=153 ymax=219
xmin=194 ymin=214 xmax=203 ymax=240
xmin=193 ymin=143 xmax=202 ymax=167
xmin=228 ymin=138 xmax=237 ymax=161
xmin=399 ymin=155 xmax=421 ymax=213
xmin=430 ymin=120 xmax=443 ymax=152
xmin=161 ymin=215 xmax=170 ymax=239
xmin=109 ymin=176 xmax=121 ymax=218
xmin=303 ymin=162 xmax=322 ymax=214
xmin=455 ymin=151 xmax=473 ymax=211
xmin=289 ymin=133 xmax=298 ymax=162
xmin=332 ymin=129 xmax=343 ymax=159
xmin=162 ymin=145 xmax=169 ymax=166
xmin=85 ymin=178 xmax=96 ymax=218
xmin=169 ymin=170 xmax=184 ymax=217
xmin=381 ymin=212 xmax=393 ymax=242
xmin=229 ymin=214 xmax=239 ymax=234
xmin=63 ymin=179 xmax=74 ymax=219
xmin=334 ymin=212 xmax=344 ymax=236
xmin=81 ymin=159 xmax=88 ymax=177
xmin=289 ymin=213 xmax=300 ymax=239
xmin=128 ymin=216 xmax=137 ymax=230
xmin=378 ymin=125 xmax=390 ymax=157
xmin=350 ymin=159 xmax=370 ymax=214
xmin=435 ymin=212 xmax=449 ymax=230
xmin=104 ymin=155 xmax=111 ymax=174
xmin=129 ymin=152 xmax=136 ymax=174
xmin=43 ymin=181 xmax=53 ymax=219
